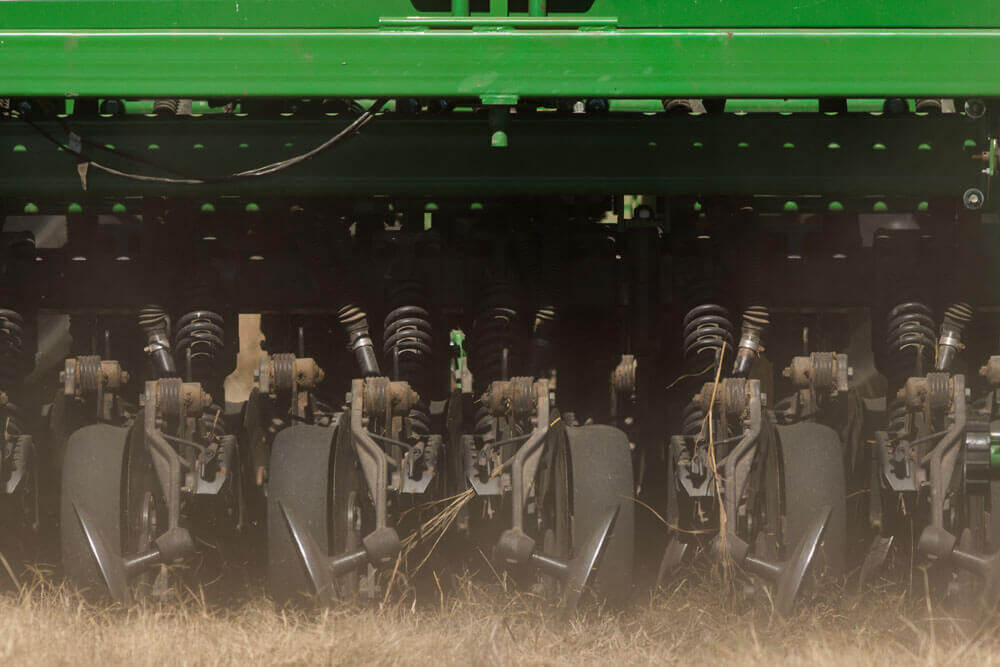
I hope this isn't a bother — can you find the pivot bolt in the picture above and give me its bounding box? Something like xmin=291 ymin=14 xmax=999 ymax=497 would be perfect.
xmin=964 ymin=188 xmax=985 ymax=210
xmin=965 ymin=99 xmax=987 ymax=120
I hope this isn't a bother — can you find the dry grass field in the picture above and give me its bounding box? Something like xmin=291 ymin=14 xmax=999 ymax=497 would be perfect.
xmin=3 ymin=564 xmax=1000 ymax=666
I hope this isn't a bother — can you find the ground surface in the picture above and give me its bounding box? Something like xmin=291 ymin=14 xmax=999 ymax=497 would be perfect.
xmin=2 ymin=566 xmax=1000 ymax=666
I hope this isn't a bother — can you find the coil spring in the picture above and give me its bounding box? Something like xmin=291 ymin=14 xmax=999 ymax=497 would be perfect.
xmin=337 ymin=303 xmax=368 ymax=334
xmin=732 ymin=305 xmax=770 ymax=377
xmin=152 ymin=99 xmax=180 ymax=115
xmin=0 ymin=309 xmax=26 ymax=391
xmin=383 ymin=308 xmax=433 ymax=385
xmin=682 ymin=304 xmax=734 ymax=368
xmin=886 ymin=301 xmax=936 ymax=383
xmin=942 ymin=301 xmax=974 ymax=333
xmin=138 ymin=305 xmax=170 ymax=337
xmin=533 ymin=305 xmax=556 ymax=332
xmin=681 ymin=400 xmax=705 ymax=437
xmin=470 ymin=283 xmax=520 ymax=390
xmin=383 ymin=281 xmax=434 ymax=439
xmin=740 ymin=305 xmax=770 ymax=337
xmin=174 ymin=310 xmax=225 ymax=383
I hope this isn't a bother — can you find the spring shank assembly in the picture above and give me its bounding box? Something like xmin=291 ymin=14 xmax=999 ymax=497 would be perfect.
xmin=935 ymin=302 xmax=973 ymax=372
xmin=174 ymin=309 xmax=225 ymax=383
xmin=732 ymin=306 xmax=769 ymax=378
xmin=61 ymin=355 xmax=129 ymax=421
xmin=256 ymin=353 xmax=325 ymax=419
xmin=350 ymin=377 xmax=419 ymax=529
xmin=479 ymin=377 xmax=550 ymax=533
xmin=338 ymin=304 xmax=381 ymax=377
xmin=138 ymin=305 xmax=176 ymax=378
xmin=683 ymin=304 xmax=734 ymax=368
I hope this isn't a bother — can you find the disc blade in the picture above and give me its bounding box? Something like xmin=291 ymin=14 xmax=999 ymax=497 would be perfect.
xmin=279 ymin=501 xmax=335 ymax=601
xmin=775 ymin=505 xmax=833 ymax=615
xmin=564 ymin=506 xmax=619 ymax=610
xmin=72 ymin=502 xmax=131 ymax=605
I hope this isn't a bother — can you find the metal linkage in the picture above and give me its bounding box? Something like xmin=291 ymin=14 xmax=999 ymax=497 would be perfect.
xmin=256 ymin=352 xmax=325 ymax=421
xmin=349 ymin=377 xmax=420 ymax=528
xmin=777 ymin=352 xmax=851 ymax=422
xmin=61 ymin=355 xmax=129 ymax=422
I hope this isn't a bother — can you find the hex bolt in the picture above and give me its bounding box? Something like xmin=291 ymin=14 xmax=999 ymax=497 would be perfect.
xmin=965 ymin=99 xmax=987 ymax=120
xmin=964 ymin=188 xmax=985 ymax=210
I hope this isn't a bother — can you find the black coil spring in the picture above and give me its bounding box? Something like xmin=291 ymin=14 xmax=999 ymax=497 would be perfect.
xmin=138 ymin=305 xmax=170 ymax=337
xmin=174 ymin=310 xmax=225 ymax=383
xmin=337 ymin=303 xmax=368 ymax=333
xmin=383 ymin=306 xmax=433 ymax=385
xmin=682 ymin=304 xmax=734 ymax=368
xmin=886 ymin=301 xmax=936 ymax=383
xmin=740 ymin=305 xmax=770 ymax=337
xmin=681 ymin=400 xmax=705 ymax=437
xmin=0 ymin=309 xmax=26 ymax=390
xmin=383 ymin=281 xmax=434 ymax=439
xmin=941 ymin=302 xmax=974 ymax=333
xmin=470 ymin=283 xmax=520 ymax=389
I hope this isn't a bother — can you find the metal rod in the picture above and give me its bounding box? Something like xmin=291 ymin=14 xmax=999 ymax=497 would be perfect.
xmin=529 ymin=0 xmax=546 ymax=17
xmin=511 ymin=384 xmax=550 ymax=532
xmin=452 ymin=0 xmax=469 ymax=16
xmin=350 ymin=379 xmax=390 ymax=529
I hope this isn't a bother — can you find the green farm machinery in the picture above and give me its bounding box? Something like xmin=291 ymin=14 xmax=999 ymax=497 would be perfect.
xmin=1 ymin=1 xmax=1000 ymax=613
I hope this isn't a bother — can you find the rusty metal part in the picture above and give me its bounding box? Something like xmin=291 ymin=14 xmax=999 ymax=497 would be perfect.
xmin=719 ymin=379 xmax=763 ymax=552
xmin=257 ymin=353 xmax=325 ymax=396
xmin=693 ymin=377 xmax=749 ymax=418
xmin=922 ymin=374 xmax=967 ymax=531
xmin=480 ymin=376 xmax=539 ymax=418
xmin=782 ymin=352 xmax=849 ymax=395
xmin=981 ymin=356 xmax=1000 ymax=387
xmin=61 ymin=355 xmax=129 ymax=398
xmin=147 ymin=378 xmax=212 ymax=418
xmin=361 ymin=377 xmax=419 ymax=419
xmin=900 ymin=372 xmax=954 ymax=412
xmin=350 ymin=378 xmax=391 ymax=529
xmin=510 ymin=378 xmax=550 ymax=533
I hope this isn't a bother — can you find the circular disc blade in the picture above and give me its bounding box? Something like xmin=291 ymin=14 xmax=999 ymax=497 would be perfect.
xmin=564 ymin=507 xmax=619 ymax=610
xmin=775 ymin=505 xmax=833 ymax=616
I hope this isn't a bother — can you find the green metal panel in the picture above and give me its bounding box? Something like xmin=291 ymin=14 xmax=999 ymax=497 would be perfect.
xmin=1 ymin=29 xmax=1000 ymax=98
xmin=1 ymin=0 xmax=998 ymax=29
xmin=0 ymin=114 xmax=984 ymax=199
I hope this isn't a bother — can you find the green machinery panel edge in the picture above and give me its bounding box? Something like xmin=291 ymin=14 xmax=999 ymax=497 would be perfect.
xmin=3 ymin=0 xmax=1000 ymax=29
xmin=2 ymin=29 xmax=1000 ymax=98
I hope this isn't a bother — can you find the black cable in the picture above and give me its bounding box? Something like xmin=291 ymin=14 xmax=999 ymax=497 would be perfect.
xmin=12 ymin=98 xmax=388 ymax=185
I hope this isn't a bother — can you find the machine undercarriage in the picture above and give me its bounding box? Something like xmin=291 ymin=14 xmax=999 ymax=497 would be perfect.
xmin=0 ymin=88 xmax=998 ymax=615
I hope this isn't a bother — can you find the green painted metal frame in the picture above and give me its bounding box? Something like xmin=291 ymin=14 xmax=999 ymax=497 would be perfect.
xmin=3 ymin=1 xmax=1000 ymax=29
xmin=2 ymin=1 xmax=999 ymax=203
xmin=2 ymin=29 xmax=1000 ymax=98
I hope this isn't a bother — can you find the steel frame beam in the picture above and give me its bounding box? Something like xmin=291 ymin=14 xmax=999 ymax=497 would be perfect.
xmin=1 ymin=29 xmax=1000 ymax=98
xmin=0 ymin=113 xmax=987 ymax=199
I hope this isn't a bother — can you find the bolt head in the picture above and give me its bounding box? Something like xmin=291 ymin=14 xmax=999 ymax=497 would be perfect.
xmin=965 ymin=99 xmax=987 ymax=119
xmin=963 ymin=188 xmax=985 ymax=210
